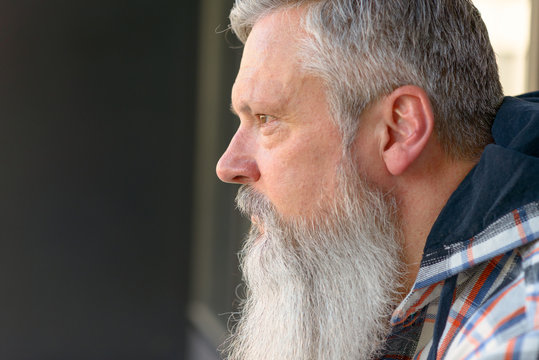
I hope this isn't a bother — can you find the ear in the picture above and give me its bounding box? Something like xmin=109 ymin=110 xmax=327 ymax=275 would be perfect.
xmin=380 ymin=86 xmax=434 ymax=176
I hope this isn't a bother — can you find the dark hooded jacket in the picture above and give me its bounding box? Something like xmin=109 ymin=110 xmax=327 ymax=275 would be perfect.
xmin=383 ymin=92 xmax=539 ymax=359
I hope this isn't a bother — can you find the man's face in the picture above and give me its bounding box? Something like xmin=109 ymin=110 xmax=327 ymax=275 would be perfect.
xmin=217 ymin=9 xmax=405 ymax=360
xmin=216 ymin=8 xmax=344 ymax=220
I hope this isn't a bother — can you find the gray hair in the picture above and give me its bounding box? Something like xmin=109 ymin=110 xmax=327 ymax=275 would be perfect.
xmin=230 ymin=0 xmax=504 ymax=160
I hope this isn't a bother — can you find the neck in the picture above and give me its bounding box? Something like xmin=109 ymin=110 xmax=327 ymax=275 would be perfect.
xmin=397 ymin=153 xmax=477 ymax=293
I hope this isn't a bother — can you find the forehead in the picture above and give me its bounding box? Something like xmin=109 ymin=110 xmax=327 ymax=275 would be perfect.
xmin=231 ymin=8 xmax=308 ymax=111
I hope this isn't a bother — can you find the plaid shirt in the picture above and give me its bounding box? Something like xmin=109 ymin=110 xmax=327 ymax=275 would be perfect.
xmin=383 ymin=202 xmax=539 ymax=359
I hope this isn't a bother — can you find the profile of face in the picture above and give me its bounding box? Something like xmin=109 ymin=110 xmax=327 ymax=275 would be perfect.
xmin=215 ymin=8 xmax=343 ymax=221
xmin=216 ymin=8 xmax=404 ymax=360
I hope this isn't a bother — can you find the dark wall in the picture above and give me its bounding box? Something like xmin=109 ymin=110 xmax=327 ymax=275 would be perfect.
xmin=0 ymin=1 xmax=197 ymax=359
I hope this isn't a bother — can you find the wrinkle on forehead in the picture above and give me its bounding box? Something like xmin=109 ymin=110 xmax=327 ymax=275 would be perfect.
xmin=232 ymin=8 xmax=309 ymax=114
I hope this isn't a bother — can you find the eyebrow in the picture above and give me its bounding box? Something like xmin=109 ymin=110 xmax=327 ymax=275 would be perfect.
xmin=229 ymin=102 xmax=252 ymax=116
xmin=229 ymin=103 xmax=237 ymax=116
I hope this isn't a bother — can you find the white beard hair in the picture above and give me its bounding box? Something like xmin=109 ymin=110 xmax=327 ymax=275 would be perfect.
xmin=223 ymin=163 xmax=405 ymax=360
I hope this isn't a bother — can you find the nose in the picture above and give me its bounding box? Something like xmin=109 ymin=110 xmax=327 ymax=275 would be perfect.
xmin=216 ymin=130 xmax=260 ymax=184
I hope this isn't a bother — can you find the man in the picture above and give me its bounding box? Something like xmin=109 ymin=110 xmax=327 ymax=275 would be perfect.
xmin=216 ymin=0 xmax=539 ymax=359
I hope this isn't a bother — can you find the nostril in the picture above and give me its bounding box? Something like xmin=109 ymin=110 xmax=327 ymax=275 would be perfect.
xmin=215 ymin=159 xmax=248 ymax=184
xmin=232 ymin=175 xmax=252 ymax=184
xmin=216 ymin=161 xmax=260 ymax=184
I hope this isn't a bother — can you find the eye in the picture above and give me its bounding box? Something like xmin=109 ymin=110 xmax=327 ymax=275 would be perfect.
xmin=257 ymin=114 xmax=276 ymax=124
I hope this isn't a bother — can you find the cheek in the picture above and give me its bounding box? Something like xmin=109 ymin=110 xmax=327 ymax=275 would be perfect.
xmin=257 ymin=136 xmax=342 ymax=217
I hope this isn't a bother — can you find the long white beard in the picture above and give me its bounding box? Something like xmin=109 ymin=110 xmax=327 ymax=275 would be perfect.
xmin=223 ymin=164 xmax=405 ymax=360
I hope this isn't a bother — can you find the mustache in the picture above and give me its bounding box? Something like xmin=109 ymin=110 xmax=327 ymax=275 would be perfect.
xmin=235 ymin=185 xmax=275 ymax=219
